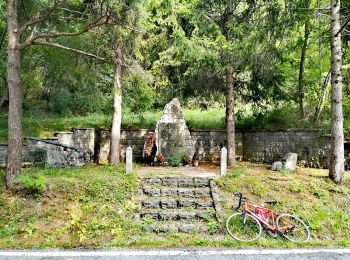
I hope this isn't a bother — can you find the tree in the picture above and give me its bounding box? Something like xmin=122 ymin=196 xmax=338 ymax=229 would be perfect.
xmin=329 ymin=0 xmax=344 ymax=183
xmin=5 ymin=0 xmax=108 ymax=187
xmin=298 ymin=3 xmax=311 ymax=119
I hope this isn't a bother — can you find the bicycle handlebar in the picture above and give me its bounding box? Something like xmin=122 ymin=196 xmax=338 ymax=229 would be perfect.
xmin=234 ymin=192 xmax=245 ymax=210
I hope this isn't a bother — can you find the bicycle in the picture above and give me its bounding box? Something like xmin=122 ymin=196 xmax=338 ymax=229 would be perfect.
xmin=226 ymin=192 xmax=310 ymax=242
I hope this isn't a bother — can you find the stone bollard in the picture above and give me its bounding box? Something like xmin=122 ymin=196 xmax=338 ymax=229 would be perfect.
xmin=126 ymin=146 xmax=133 ymax=173
xmin=220 ymin=147 xmax=227 ymax=176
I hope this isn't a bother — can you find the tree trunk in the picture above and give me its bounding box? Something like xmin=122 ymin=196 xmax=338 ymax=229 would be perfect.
xmin=110 ymin=44 xmax=122 ymax=166
xmin=226 ymin=66 xmax=235 ymax=166
xmin=329 ymin=0 xmax=344 ymax=184
xmin=298 ymin=19 xmax=310 ymax=119
xmin=313 ymin=69 xmax=331 ymax=122
xmin=6 ymin=0 xmax=23 ymax=188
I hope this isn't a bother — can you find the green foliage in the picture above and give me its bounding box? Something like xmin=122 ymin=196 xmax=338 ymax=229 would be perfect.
xmin=167 ymin=155 xmax=181 ymax=167
xmin=123 ymin=74 xmax=156 ymax=115
xmin=15 ymin=174 xmax=47 ymax=194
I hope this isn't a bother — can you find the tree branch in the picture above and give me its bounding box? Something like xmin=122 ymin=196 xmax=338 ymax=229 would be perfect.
xmin=31 ymin=41 xmax=109 ymax=62
xmin=18 ymin=1 xmax=59 ymax=35
xmin=335 ymin=15 xmax=350 ymax=37
xmin=20 ymin=14 xmax=109 ymax=49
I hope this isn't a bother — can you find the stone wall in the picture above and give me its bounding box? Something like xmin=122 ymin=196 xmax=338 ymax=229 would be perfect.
xmin=1 ymin=128 xmax=350 ymax=169
xmin=96 ymin=129 xmax=242 ymax=163
xmin=190 ymin=130 xmax=243 ymax=161
xmin=0 ymin=143 xmax=46 ymax=167
xmin=242 ymin=130 xmax=338 ymax=168
xmin=96 ymin=129 xmax=149 ymax=164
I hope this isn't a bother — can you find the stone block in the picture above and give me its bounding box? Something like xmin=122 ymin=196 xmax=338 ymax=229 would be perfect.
xmin=162 ymin=178 xmax=178 ymax=187
xmin=143 ymin=224 xmax=156 ymax=232
xmin=159 ymin=224 xmax=178 ymax=233
xmin=271 ymin=161 xmax=283 ymax=171
xmin=177 ymin=188 xmax=194 ymax=198
xmin=196 ymin=201 xmax=214 ymax=209
xmin=143 ymin=188 xmax=161 ymax=196
xmin=284 ymin=152 xmax=298 ymax=171
xmin=144 ymin=178 xmax=161 ymax=185
xmin=196 ymin=212 xmax=214 ymax=220
xmin=193 ymin=189 xmax=211 ymax=198
xmin=178 ymin=212 xmax=196 ymax=220
xmin=160 ymin=199 xmax=177 ymax=209
xmin=178 ymin=178 xmax=194 ymax=187
xmin=178 ymin=199 xmax=196 ymax=208
xmin=141 ymin=213 xmax=159 ymax=220
xmin=161 ymin=188 xmax=178 ymax=197
xmin=159 ymin=212 xmax=178 ymax=221
xmin=142 ymin=200 xmax=160 ymax=209
xmin=193 ymin=178 xmax=210 ymax=187
xmin=179 ymin=224 xmax=197 ymax=233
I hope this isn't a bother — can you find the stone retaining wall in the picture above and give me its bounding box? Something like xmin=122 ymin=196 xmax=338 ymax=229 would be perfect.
xmin=1 ymin=129 xmax=349 ymax=169
xmin=190 ymin=130 xmax=243 ymax=161
xmin=96 ymin=129 xmax=150 ymax=164
xmin=242 ymin=130 xmax=337 ymax=168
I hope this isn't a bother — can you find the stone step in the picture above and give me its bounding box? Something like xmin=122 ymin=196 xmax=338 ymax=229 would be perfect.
xmin=141 ymin=198 xmax=215 ymax=210
xmin=143 ymin=222 xmax=217 ymax=233
xmin=142 ymin=177 xmax=212 ymax=188
xmin=142 ymin=187 xmax=212 ymax=198
xmin=140 ymin=209 xmax=216 ymax=221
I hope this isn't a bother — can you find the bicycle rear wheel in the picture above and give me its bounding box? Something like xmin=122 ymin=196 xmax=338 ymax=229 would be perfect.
xmin=226 ymin=212 xmax=262 ymax=242
xmin=276 ymin=214 xmax=310 ymax=243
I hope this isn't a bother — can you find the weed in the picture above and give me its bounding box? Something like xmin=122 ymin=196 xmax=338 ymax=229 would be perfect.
xmin=167 ymin=156 xmax=181 ymax=167
xmin=142 ymin=217 xmax=153 ymax=225
xmin=15 ymin=174 xmax=47 ymax=194
xmin=207 ymin=221 xmax=218 ymax=232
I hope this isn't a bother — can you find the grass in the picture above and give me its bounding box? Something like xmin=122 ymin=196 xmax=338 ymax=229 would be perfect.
xmin=0 ymin=162 xmax=349 ymax=248
xmin=0 ymin=108 xmax=226 ymax=144
xmin=216 ymin=163 xmax=350 ymax=247
xmin=2 ymin=104 xmax=345 ymax=144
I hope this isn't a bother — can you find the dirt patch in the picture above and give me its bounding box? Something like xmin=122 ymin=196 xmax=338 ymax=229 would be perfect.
xmin=137 ymin=163 xmax=220 ymax=178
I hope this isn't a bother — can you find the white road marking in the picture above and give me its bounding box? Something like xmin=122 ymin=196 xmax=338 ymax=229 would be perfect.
xmin=0 ymin=248 xmax=350 ymax=257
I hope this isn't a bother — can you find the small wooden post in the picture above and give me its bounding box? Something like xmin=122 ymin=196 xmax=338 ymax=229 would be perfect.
xmin=220 ymin=147 xmax=227 ymax=176
xmin=126 ymin=146 xmax=133 ymax=173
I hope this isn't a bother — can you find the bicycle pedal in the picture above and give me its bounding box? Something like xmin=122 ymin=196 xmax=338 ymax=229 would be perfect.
xmin=267 ymin=230 xmax=278 ymax=238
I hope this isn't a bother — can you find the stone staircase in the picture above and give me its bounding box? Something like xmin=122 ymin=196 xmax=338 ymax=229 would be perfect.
xmin=138 ymin=176 xmax=221 ymax=233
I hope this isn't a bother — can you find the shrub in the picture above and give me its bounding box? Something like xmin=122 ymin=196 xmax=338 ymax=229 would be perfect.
xmin=167 ymin=155 xmax=181 ymax=167
xmin=15 ymin=175 xmax=47 ymax=194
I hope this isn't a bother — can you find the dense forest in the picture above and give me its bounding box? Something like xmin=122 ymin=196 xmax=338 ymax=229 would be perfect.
xmin=1 ymin=0 xmax=350 ymax=185
xmin=1 ymin=1 xmax=349 ymax=123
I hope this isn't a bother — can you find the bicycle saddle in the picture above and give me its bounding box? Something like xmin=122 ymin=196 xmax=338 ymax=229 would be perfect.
xmin=264 ymin=200 xmax=277 ymax=207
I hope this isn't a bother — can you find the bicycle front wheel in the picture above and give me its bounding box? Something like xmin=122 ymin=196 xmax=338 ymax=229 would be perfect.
xmin=226 ymin=212 xmax=262 ymax=242
xmin=276 ymin=214 xmax=310 ymax=243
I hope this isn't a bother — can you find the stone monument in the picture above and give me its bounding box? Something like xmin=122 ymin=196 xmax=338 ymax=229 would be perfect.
xmin=154 ymin=98 xmax=195 ymax=160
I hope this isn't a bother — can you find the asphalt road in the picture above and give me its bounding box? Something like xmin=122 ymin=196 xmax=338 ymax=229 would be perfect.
xmin=1 ymin=248 xmax=350 ymax=260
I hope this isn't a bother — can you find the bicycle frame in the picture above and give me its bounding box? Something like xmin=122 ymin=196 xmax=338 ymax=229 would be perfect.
xmin=242 ymin=201 xmax=294 ymax=233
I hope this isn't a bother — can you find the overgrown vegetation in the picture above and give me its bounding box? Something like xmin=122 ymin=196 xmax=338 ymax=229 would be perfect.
xmin=216 ymin=163 xmax=350 ymax=247
xmin=0 ymin=163 xmax=349 ymax=248
xmin=0 ymin=105 xmax=338 ymax=144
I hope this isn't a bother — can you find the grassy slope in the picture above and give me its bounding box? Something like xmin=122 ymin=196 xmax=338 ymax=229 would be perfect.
xmin=0 ymin=107 xmax=333 ymax=144
xmin=216 ymin=163 xmax=350 ymax=247
xmin=0 ymin=163 xmax=349 ymax=248
xmin=0 ymin=109 xmax=226 ymax=143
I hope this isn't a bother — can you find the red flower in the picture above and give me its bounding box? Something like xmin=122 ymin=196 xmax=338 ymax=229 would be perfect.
xmin=157 ymin=153 xmax=165 ymax=163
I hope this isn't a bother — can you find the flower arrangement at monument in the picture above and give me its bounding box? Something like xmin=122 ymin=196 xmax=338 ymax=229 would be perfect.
xmin=157 ymin=153 xmax=165 ymax=164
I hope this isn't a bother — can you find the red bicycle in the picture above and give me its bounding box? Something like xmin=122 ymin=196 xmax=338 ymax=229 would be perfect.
xmin=226 ymin=192 xmax=310 ymax=242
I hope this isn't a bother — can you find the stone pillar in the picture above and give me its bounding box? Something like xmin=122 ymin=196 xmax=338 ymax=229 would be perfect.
xmin=220 ymin=147 xmax=227 ymax=176
xmin=72 ymin=128 xmax=95 ymax=156
xmin=126 ymin=146 xmax=133 ymax=173
xmin=55 ymin=132 xmax=74 ymax=146
xmin=284 ymin=152 xmax=298 ymax=171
